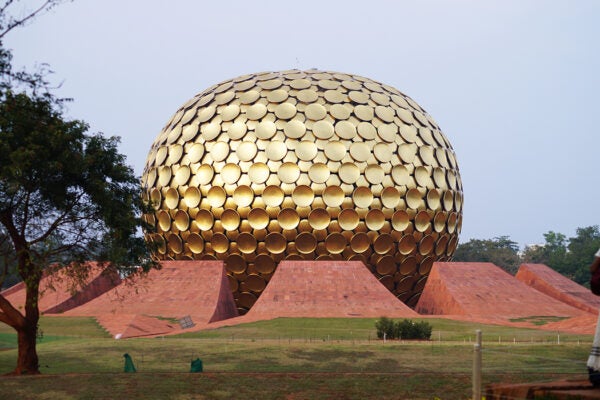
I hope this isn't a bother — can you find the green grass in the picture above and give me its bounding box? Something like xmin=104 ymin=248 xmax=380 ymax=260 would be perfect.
xmin=0 ymin=317 xmax=594 ymax=399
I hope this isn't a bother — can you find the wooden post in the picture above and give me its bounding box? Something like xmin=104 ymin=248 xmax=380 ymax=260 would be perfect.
xmin=472 ymin=329 xmax=482 ymax=400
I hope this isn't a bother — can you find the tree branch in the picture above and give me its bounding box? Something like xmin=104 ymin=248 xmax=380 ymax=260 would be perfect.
xmin=0 ymin=0 xmax=59 ymax=39
xmin=0 ymin=293 xmax=24 ymax=329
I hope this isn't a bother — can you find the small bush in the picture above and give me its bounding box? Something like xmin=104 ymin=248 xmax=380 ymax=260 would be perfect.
xmin=375 ymin=318 xmax=432 ymax=340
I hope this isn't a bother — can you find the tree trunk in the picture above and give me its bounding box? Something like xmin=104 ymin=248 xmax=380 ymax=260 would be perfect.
xmin=13 ymin=322 xmax=39 ymax=375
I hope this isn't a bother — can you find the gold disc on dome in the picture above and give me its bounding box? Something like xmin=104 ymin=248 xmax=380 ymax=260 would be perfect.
xmin=338 ymin=209 xmax=359 ymax=230
xmin=375 ymin=105 xmax=395 ymax=122
xmin=210 ymin=142 xmax=230 ymax=162
xmin=168 ymin=233 xmax=183 ymax=254
xmin=335 ymin=120 xmax=357 ymax=139
xmin=167 ymin=144 xmax=183 ymax=165
xmin=263 ymin=185 xmax=284 ymax=207
xmin=312 ymin=120 xmax=335 ymax=139
xmin=365 ymin=165 xmax=384 ymax=184
xmin=290 ymin=78 xmax=311 ymax=89
xmin=149 ymin=188 xmax=162 ymax=210
xmin=324 ymin=89 xmax=345 ymax=103
xmin=330 ymin=104 xmax=351 ymax=120
xmin=349 ymin=142 xmax=371 ymax=162
xmin=308 ymin=208 xmax=330 ymax=230
xmin=255 ymin=120 xmax=277 ymax=140
xmin=292 ymin=185 xmax=314 ymax=207
xmin=226 ymin=254 xmax=246 ymax=274
xmin=239 ymin=89 xmax=260 ymax=104
xmin=158 ymin=166 xmax=172 ymax=187
xmin=221 ymin=209 xmax=241 ymax=231
xmin=248 ymin=208 xmax=269 ymax=229
xmin=266 ymin=140 xmax=287 ymax=161
xmin=267 ymin=89 xmax=288 ymax=103
xmin=245 ymin=274 xmax=266 ymax=292
xmin=381 ymin=187 xmax=400 ymax=208
xmin=211 ymin=233 xmax=229 ymax=253
xmin=374 ymin=234 xmax=394 ymax=254
xmin=295 ymin=141 xmax=318 ymax=161
xmin=195 ymin=209 xmax=214 ymax=231
xmin=295 ymin=232 xmax=318 ymax=254
xmin=275 ymin=103 xmax=297 ymax=119
xmin=305 ymin=103 xmax=327 ymax=121
xmin=353 ymin=187 xmax=373 ymax=208
xmin=398 ymin=234 xmax=416 ymax=255
xmin=365 ymin=209 xmax=385 ymax=231
xmin=248 ymin=162 xmax=270 ymax=184
xmin=197 ymin=105 xmax=216 ymax=123
xmin=196 ymin=164 xmax=214 ymax=185
xmin=255 ymin=254 xmax=276 ymax=273
xmin=308 ymin=163 xmax=330 ymax=183
xmin=277 ymin=208 xmax=300 ymax=230
xmin=238 ymin=292 xmax=257 ymax=309
xmin=174 ymin=210 xmax=190 ymax=231
xmin=222 ymin=163 xmax=241 ymax=184
xmin=296 ymin=89 xmax=318 ymax=103
xmin=399 ymin=256 xmax=417 ymax=275
xmin=379 ymin=275 xmax=395 ymax=291
xmin=443 ymin=190 xmax=454 ymax=210
xmin=415 ymin=210 xmax=431 ymax=233
xmin=237 ymin=232 xmax=258 ymax=254
xmin=323 ymin=185 xmax=345 ymax=207
xmin=265 ymin=232 xmax=287 ymax=254
xmin=350 ymin=232 xmax=371 ymax=253
xmin=157 ymin=210 xmax=171 ymax=231
xmin=207 ymin=186 xmax=227 ymax=207
xmin=246 ymin=103 xmax=268 ymax=120
xmin=391 ymin=165 xmax=409 ymax=185
xmin=187 ymin=232 xmax=204 ymax=254
xmin=406 ymin=188 xmax=423 ymax=210
xmin=419 ymin=235 xmax=435 ymax=256
xmin=184 ymin=186 xmax=201 ymax=208
xmin=349 ymin=90 xmax=369 ymax=104
xmin=164 ymin=187 xmax=179 ymax=209
xmin=187 ymin=143 xmax=204 ymax=163
xmin=354 ymin=105 xmax=374 ymax=121
xmin=447 ymin=212 xmax=458 ymax=233
xmin=227 ymin=121 xmax=247 ymax=140
xmin=284 ymin=120 xmax=307 ymax=139
xmin=357 ymin=122 xmax=377 ymax=140
xmin=436 ymin=234 xmax=449 ymax=256
xmin=433 ymin=211 xmax=447 ymax=233
xmin=325 ymin=233 xmax=347 ymax=254
xmin=233 ymin=186 xmax=254 ymax=208
xmin=201 ymin=122 xmax=221 ymax=141
xmin=324 ymin=141 xmax=347 ymax=161
xmin=221 ymin=104 xmax=240 ymax=121
xmin=373 ymin=143 xmax=393 ymax=162
xmin=278 ymin=162 xmax=301 ymax=183
xmin=376 ymin=255 xmax=396 ymax=275
xmin=236 ymin=141 xmax=258 ymax=161
xmin=339 ymin=163 xmax=360 ymax=184
xmin=391 ymin=210 xmax=410 ymax=231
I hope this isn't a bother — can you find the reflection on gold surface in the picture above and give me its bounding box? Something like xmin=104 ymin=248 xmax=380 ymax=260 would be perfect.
xmin=142 ymin=69 xmax=463 ymax=313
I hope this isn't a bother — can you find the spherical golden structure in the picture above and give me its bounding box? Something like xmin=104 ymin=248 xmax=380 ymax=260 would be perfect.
xmin=142 ymin=69 xmax=463 ymax=312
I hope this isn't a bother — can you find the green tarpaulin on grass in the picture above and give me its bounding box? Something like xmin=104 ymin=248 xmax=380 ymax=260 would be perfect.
xmin=190 ymin=358 xmax=203 ymax=373
xmin=123 ymin=353 xmax=136 ymax=373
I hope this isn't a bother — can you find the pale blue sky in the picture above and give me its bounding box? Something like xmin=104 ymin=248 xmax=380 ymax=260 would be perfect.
xmin=4 ymin=0 xmax=599 ymax=247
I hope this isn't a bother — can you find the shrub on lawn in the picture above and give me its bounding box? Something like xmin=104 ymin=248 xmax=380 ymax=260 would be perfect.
xmin=375 ymin=318 xmax=432 ymax=340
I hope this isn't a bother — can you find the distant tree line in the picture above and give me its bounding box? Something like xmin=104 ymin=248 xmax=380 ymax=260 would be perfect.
xmin=452 ymin=225 xmax=600 ymax=285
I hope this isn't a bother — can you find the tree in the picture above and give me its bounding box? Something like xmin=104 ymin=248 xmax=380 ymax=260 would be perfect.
xmin=0 ymin=1 xmax=156 ymax=375
xmin=452 ymin=236 xmax=521 ymax=274
xmin=522 ymin=227 xmax=600 ymax=285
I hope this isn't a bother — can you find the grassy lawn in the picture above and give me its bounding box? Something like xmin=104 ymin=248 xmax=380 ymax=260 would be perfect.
xmin=0 ymin=317 xmax=593 ymax=399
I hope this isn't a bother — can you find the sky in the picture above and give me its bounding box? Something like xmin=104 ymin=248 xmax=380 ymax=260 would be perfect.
xmin=3 ymin=0 xmax=599 ymax=248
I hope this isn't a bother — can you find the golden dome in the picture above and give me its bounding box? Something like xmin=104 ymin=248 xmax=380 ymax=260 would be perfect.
xmin=142 ymin=69 xmax=463 ymax=313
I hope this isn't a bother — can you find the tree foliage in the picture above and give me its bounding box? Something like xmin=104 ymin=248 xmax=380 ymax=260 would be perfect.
xmin=0 ymin=0 xmax=155 ymax=375
xmin=452 ymin=236 xmax=521 ymax=274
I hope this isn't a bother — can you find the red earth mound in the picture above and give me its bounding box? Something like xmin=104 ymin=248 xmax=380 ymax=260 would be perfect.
xmin=415 ymin=262 xmax=586 ymax=319
xmin=64 ymin=260 xmax=238 ymax=338
xmin=1 ymin=262 xmax=120 ymax=314
xmin=242 ymin=260 xmax=418 ymax=321
xmin=516 ymin=263 xmax=600 ymax=315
